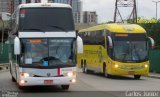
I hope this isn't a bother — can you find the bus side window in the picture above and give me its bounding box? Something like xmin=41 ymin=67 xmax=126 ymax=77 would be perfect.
xmin=86 ymin=32 xmax=91 ymax=44
xmin=98 ymin=30 xmax=105 ymax=46
xmin=90 ymin=31 xmax=95 ymax=44
xmin=94 ymin=31 xmax=98 ymax=44
xmin=83 ymin=32 xmax=88 ymax=44
xmin=90 ymin=31 xmax=94 ymax=44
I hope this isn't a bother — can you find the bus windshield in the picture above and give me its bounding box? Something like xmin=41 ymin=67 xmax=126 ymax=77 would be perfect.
xmin=19 ymin=8 xmax=74 ymax=32
xmin=20 ymin=38 xmax=76 ymax=68
xmin=113 ymin=41 xmax=148 ymax=62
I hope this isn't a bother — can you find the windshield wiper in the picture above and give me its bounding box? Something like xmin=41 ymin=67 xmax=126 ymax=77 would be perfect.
xmin=22 ymin=28 xmax=45 ymax=33
xmin=42 ymin=56 xmax=60 ymax=61
xmin=47 ymin=25 xmax=67 ymax=32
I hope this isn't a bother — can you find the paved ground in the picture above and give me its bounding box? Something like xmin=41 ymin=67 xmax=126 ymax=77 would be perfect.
xmin=0 ymin=70 xmax=160 ymax=97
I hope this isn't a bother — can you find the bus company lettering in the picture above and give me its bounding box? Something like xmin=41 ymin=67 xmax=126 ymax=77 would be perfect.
xmin=125 ymin=91 xmax=159 ymax=97
xmin=126 ymin=91 xmax=142 ymax=96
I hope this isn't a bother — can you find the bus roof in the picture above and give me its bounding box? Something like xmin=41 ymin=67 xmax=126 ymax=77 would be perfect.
xmin=79 ymin=23 xmax=146 ymax=33
xmin=18 ymin=3 xmax=72 ymax=9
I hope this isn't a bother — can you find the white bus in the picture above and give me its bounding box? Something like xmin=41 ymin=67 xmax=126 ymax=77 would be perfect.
xmin=9 ymin=3 xmax=83 ymax=90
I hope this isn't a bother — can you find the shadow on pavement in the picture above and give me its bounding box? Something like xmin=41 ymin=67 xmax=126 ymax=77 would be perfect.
xmin=82 ymin=71 xmax=145 ymax=80
xmin=18 ymin=85 xmax=69 ymax=93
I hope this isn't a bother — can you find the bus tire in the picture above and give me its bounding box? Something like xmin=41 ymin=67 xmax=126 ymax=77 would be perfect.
xmin=9 ymin=63 xmax=12 ymax=75
xmin=10 ymin=64 xmax=16 ymax=82
xmin=18 ymin=85 xmax=26 ymax=90
xmin=12 ymin=76 xmax=16 ymax=82
xmin=61 ymin=85 xmax=70 ymax=90
xmin=81 ymin=60 xmax=83 ymax=68
xmin=134 ymin=75 xmax=141 ymax=79
xmin=103 ymin=64 xmax=111 ymax=78
xmin=82 ymin=61 xmax=88 ymax=73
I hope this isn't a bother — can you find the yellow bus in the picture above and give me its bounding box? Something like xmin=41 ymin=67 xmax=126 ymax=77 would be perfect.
xmin=77 ymin=23 xmax=155 ymax=79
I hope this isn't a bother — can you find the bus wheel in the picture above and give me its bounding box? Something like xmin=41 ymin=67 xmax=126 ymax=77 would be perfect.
xmin=18 ymin=85 xmax=26 ymax=90
xmin=82 ymin=63 xmax=88 ymax=73
xmin=134 ymin=75 xmax=141 ymax=79
xmin=81 ymin=60 xmax=83 ymax=68
xmin=103 ymin=65 xmax=111 ymax=78
xmin=61 ymin=85 xmax=70 ymax=90
xmin=12 ymin=76 xmax=16 ymax=82
xmin=9 ymin=64 xmax=12 ymax=75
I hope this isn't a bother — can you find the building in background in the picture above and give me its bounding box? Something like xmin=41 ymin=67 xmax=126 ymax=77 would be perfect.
xmin=52 ymin=0 xmax=81 ymax=12
xmin=53 ymin=0 xmax=71 ymax=5
xmin=0 ymin=0 xmax=10 ymax=12
xmin=53 ymin=0 xmax=83 ymax=24
xmin=83 ymin=11 xmax=98 ymax=24
xmin=75 ymin=11 xmax=98 ymax=30
xmin=72 ymin=0 xmax=82 ymax=24
xmin=74 ymin=12 xmax=83 ymax=24
xmin=22 ymin=0 xmax=41 ymax=3
xmin=72 ymin=0 xmax=82 ymax=12
xmin=0 ymin=0 xmax=98 ymax=29
xmin=52 ymin=0 xmax=98 ymax=25
xmin=14 ymin=0 xmax=20 ymax=12
xmin=0 ymin=0 xmax=19 ymax=13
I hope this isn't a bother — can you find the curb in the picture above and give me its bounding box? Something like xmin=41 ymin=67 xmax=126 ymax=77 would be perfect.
xmin=0 ymin=69 xmax=9 ymax=73
xmin=0 ymin=64 xmax=9 ymax=72
xmin=145 ymin=73 xmax=160 ymax=79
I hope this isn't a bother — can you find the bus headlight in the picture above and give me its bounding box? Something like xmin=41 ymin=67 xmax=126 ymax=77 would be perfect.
xmin=65 ymin=72 xmax=76 ymax=77
xmin=71 ymin=79 xmax=76 ymax=83
xmin=68 ymin=72 xmax=76 ymax=77
xmin=20 ymin=72 xmax=30 ymax=77
xmin=114 ymin=64 xmax=119 ymax=68
xmin=67 ymin=72 xmax=73 ymax=77
xmin=144 ymin=64 xmax=148 ymax=68
xmin=20 ymin=80 xmax=25 ymax=84
xmin=19 ymin=80 xmax=27 ymax=85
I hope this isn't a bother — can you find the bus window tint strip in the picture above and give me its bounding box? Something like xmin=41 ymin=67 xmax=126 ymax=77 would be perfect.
xmin=79 ymin=30 xmax=105 ymax=46
xmin=19 ymin=8 xmax=74 ymax=32
xmin=112 ymin=33 xmax=147 ymax=41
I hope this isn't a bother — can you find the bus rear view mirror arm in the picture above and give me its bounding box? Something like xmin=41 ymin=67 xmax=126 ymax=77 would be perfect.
xmin=14 ymin=37 xmax=21 ymax=55
xmin=148 ymin=37 xmax=155 ymax=49
xmin=107 ymin=36 xmax=113 ymax=48
xmin=77 ymin=36 xmax=83 ymax=54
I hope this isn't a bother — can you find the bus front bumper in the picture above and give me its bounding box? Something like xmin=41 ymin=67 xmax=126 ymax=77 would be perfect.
xmin=109 ymin=67 xmax=149 ymax=76
xmin=18 ymin=76 xmax=76 ymax=86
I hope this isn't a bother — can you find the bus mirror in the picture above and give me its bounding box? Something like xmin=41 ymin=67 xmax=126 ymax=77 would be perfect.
xmin=148 ymin=37 xmax=155 ymax=49
xmin=107 ymin=36 xmax=113 ymax=48
xmin=77 ymin=36 xmax=83 ymax=54
xmin=76 ymin=30 xmax=79 ymax=36
xmin=14 ymin=37 xmax=21 ymax=55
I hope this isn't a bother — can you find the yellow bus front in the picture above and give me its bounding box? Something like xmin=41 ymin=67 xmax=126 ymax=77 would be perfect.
xmin=105 ymin=24 xmax=152 ymax=79
xmin=107 ymin=59 xmax=149 ymax=76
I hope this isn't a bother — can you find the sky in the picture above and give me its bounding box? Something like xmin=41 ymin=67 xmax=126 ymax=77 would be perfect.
xmin=81 ymin=0 xmax=160 ymax=23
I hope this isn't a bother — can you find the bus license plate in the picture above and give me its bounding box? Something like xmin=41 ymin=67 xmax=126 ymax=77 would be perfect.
xmin=128 ymin=71 xmax=135 ymax=75
xmin=44 ymin=80 xmax=53 ymax=85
